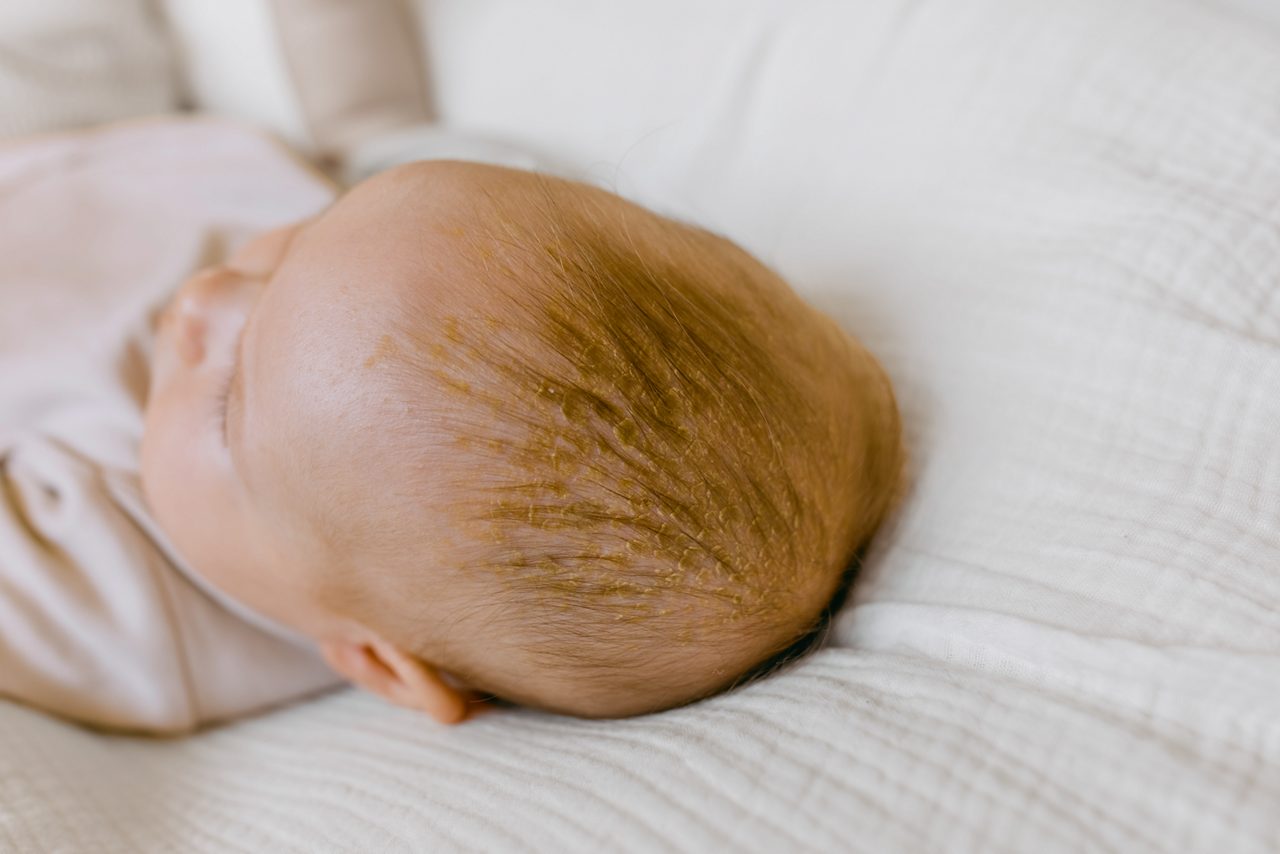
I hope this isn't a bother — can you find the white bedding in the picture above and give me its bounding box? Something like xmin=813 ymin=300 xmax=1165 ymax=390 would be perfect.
xmin=0 ymin=0 xmax=176 ymax=138
xmin=3 ymin=0 xmax=1280 ymax=850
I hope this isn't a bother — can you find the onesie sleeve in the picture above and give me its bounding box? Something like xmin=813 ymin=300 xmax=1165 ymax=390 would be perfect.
xmin=0 ymin=430 xmax=345 ymax=735
xmin=0 ymin=431 xmax=199 ymax=733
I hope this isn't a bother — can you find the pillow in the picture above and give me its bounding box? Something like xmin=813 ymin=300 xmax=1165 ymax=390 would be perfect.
xmin=0 ymin=0 xmax=178 ymax=138
xmin=160 ymin=0 xmax=430 ymax=165
xmin=159 ymin=0 xmax=553 ymax=182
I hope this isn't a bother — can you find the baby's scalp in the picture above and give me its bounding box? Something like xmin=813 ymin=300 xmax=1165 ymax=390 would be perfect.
xmin=318 ymin=163 xmax=906 ymax=716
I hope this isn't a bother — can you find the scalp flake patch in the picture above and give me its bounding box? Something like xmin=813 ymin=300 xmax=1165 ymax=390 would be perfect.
xmin=363 ymin=332 xmax=401 ymax=370
xmin=408 ymin=183 xmax=832 ymax=639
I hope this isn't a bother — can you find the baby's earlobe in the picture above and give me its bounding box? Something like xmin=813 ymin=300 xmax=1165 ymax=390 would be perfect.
xmin=319 ymin=636 xmax=469 ymax=725
xmin=319 ymin=639 xmax=388 ymax=693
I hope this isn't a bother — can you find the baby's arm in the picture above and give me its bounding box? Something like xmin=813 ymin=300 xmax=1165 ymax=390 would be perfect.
xmin=0 ymin=435 xmax=198 ymax=734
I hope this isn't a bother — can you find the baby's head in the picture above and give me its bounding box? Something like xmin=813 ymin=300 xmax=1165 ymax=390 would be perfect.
xmin=142 ymin=162 xmax=905 ymax=723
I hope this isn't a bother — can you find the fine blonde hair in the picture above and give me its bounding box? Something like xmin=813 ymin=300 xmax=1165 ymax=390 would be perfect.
xmin=372 ymin=171 xmax=906 ymax=716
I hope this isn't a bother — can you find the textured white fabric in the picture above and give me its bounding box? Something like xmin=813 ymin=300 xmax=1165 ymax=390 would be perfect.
xmin=2 ymin=0 xmax=1280 ymax=851
xmin=0 ymin=0 xmax=178 ymax=138
xmin=342 ymin=123 xmax=550 ymax=184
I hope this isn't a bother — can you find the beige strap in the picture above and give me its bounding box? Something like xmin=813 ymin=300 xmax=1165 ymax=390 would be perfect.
xmin=268 ymin=0 xmax=431 ymax=164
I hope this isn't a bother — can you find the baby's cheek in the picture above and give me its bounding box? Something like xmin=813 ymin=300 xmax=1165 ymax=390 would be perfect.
xmin=141 ymin=391 xmax=213 ymax=518
xmin=140 ymin=400 xmax=190 ymax=520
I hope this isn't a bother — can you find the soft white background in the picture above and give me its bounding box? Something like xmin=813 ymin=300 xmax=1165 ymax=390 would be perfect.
xmin=2 ymin=0 xmax=1279 ymax=850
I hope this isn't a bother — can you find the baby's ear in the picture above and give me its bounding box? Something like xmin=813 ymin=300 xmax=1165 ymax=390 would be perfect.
xmin=319 ymin=636 xmax=469 ymax=725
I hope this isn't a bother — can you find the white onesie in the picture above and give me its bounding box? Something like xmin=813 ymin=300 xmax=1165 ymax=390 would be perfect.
xmin=0 ymin=119 xmax=346 ymax=734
